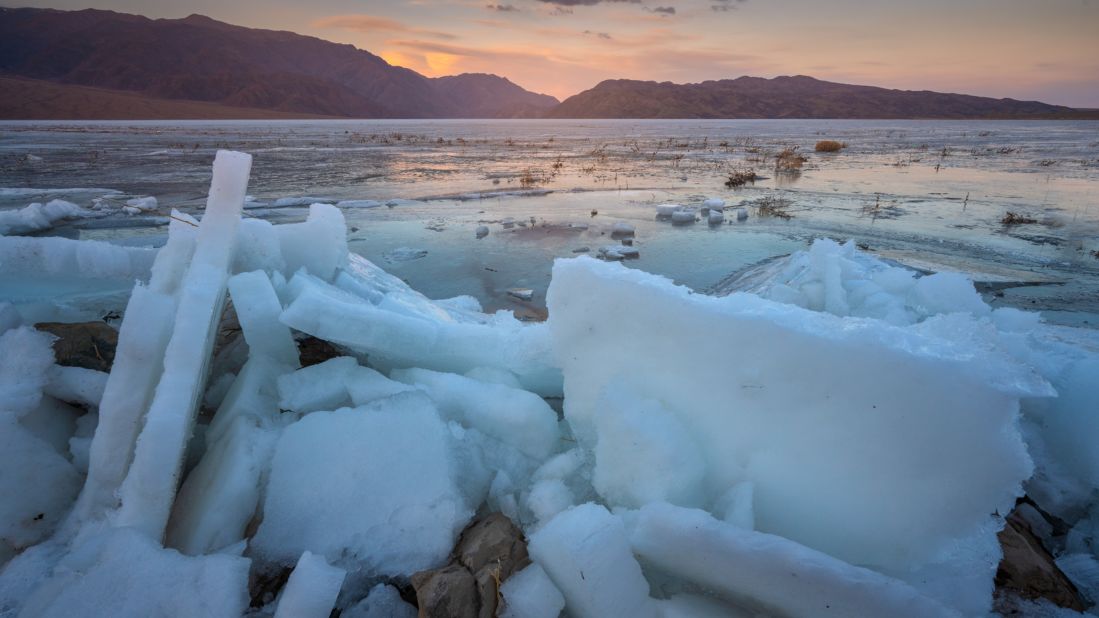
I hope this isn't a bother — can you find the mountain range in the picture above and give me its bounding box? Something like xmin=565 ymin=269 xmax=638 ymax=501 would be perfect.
xmin=0 ymin=7 xmax=558 ymax=119
xmin=1 ymin=7 xmax=1094 ymax=120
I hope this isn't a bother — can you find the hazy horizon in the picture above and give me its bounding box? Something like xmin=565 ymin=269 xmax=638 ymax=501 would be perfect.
xmin=7 ymin=0 xmax=1099 ymax=108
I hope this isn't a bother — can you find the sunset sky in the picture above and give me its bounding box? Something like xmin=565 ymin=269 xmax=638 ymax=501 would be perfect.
xmin=16 ymin=0 xmax=1099 ymax=106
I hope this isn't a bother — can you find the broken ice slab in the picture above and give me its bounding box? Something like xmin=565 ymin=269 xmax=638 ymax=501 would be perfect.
xmin=390 ymin=367 xmax=561 ymax=460
xmin=546 ymin=256 xmax=1048 ymax=574
xmin=630 ymin=503 xmax=959 ymax=618
xmin=528 ymin=503 xmax=658 ymax=618
xmin=112 ymin=150 xmax=251 ymax=539
xmin=165 ymin=414 xmax=280 ymax=556
xmin=279 ymin=265 xmax=562 ymax=396
xmin=250 ymin=392 xmax=470 ymax=578
xmin=227 ymin=270 xmax=300 ymax=367
xmin=273 ymin=551 xmax=345 ymax=618
xmin=17 ymin=527 xmax=251 ymax=617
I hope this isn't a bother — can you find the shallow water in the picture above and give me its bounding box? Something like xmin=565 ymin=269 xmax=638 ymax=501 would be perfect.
xmin=2 ymin=119 xmax=1098 ymax=325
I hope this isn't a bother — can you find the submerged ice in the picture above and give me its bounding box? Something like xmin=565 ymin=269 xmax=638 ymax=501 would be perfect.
xmin=1 ymin=152 xmax=1097 ymax=618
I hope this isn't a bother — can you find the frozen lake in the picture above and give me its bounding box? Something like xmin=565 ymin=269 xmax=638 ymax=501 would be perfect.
xmin=2 ymin=119 xmax=1098 ymax=325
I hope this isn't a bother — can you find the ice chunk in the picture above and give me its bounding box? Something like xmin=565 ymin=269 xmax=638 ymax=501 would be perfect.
xmin=344 ymin=583 xmax=417 ymax=618
xmin=655 ymin=204 xmax=681 ymax=218
xmin=0 ymin=412 xmax=80 ymax=550
xmin=670 ymin=208 xmax=696 ymax=224
xmin=44 ymin=365 xmax=108 ymax=409
xmin=345 ymin=365 xmax=416 ymax=406
xmin=336 ymin=199 xmax=383 ymax=209
xmin=390 ymin=367 xmax=560 ymax=459
xmin=524 ymin=479 xmax=575 ymax=526
xmin=475 ymin=225 xmax=490 ymax=239
xmin=728 ymin=239 xmax=992 ymax=325
xmin=630 ymin=503 xmax=958 ymax=618
xmin=547 ymin=256 xmax=1042 ymax=571
xmin=908 ymin=272 xmax=991 ymax=318
xmin=0 ymin=199 xmax=87 ymax=235
xmin=528 ymin=503 xmax=658 ymax=618
xmin=281 ymin=266 xmax=561 ymax=396
xmin=166 ymin=415 xmax=281 ymax=555
xmin=508 ymin=288 xmax=534 ymax=301
xmin=233 ymin=217 xmax=287 ymax=274
xmin=0 ymin=326 xmax=56 ymax=417
xmin=383 ymin=247 xmax=428 ymax=263
xmin=735 ymin=207 xmax=748 ymax=221
xmin=0 ymin=302 xmax=21 ymax=335
xmin=500 ymin=563 xmax=566 ymax=618
xmin=611 ymin=222 xmax=636 ymax=237
xmin=592 ymin=383 xmax=706 ymax=509
xmin=277 ymin=203 xmax=348 ymax=281
xmin=1039 ymin=358 xmax=1099 ymax=491
xmin=276 ymin=356 xmax=358 ymax=413
xmin=274 ymin=551 xmax=346 ymax=618
xmin=251 ymin=391 xmax=470 ymax=576
xmin=228 ymin=270 xmax=300 ymax=367
xmin=464 ymin=366 xmax=522 ymax=389
xmin=68 ymin=412 xmax=97 ymax=474
xmin=19 ymin=396 xmax=80 ymax=455
xmin=598 ymin=245 xmax=639 ymax=260
xmin=712 ymin=482 xmax=755 ymax=530
xmin=19 ymin=527 xmax=250 ymax=617
xmin=124 ymin=196 xmax=158 ymax=213
xmin=703 ymin=198 xmax=725 ymax=210
xmin=114 ymin=150 xmax=251 ymax=538
xmin=657 ymin=594 xmax=751 ymax=618
xmin=708 ymin=209 xmax=724 ymax=225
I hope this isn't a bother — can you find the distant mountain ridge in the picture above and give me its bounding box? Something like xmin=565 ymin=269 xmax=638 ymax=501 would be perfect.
xmin=546 ymin=76 xmax=1089 ymax=119
xmin=0 ymin=7 xmax=558 ymax=119
xmin=1 ymin=7 xmax=1094 ymax=120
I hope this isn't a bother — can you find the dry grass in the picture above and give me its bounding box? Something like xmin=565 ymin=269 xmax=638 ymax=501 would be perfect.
xmin=725 ymin=168 xmax=758 ymax=188
xmin=753 ymin=196 xmax=794 ymax=219
xmin=775 ymin=147 xmax=807 ymax=172
xmin=815 ymin=140 xmax=846 ymax=152
xmin=1001 ymin=212 xmax=1038 ymax=225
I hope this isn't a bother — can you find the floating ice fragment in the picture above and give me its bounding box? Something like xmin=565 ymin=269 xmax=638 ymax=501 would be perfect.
xmin=508 ymin=288 xmax=534 ymax=301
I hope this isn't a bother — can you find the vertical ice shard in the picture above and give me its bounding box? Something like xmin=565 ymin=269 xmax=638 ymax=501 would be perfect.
xmin=73 ymin=213 xmax=199 ymax=523
xmin=113 ymin=150 xmax=252 ymax=539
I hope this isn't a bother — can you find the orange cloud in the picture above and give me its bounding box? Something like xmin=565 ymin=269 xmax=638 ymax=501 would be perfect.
xmin=313 ymin=15 xmax=457 ymax=40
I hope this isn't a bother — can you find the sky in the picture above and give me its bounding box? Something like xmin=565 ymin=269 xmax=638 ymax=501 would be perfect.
xmin=15 ymin=0 xmax=1099 ymax=106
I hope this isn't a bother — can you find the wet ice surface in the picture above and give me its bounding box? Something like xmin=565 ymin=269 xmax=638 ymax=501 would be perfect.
xmin=2 ymin=119 xmax=1098 ymax=325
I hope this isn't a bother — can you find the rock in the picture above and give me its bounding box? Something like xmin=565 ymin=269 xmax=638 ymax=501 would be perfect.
xmin=995 ymin=508 xmax=1086 ymax=611
xmin=454 ymin=512 xmax=530 ymax=576
xmin=413 ymin=513 xmax=530 ymax=618
xmin=475 ymin=226 xmax=489 ymax=239
xmin=296 ymin=336 xmax=342 ymax=367
xmin=34 ymin=321 xmax=118 ymax=372
xmin=507 ymin=288 xmax=534 ymax=302
xmin=572 ymin=247 xmax=590 ymax=253
xmin=412 ymin=564 xmax=479 ymax=618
